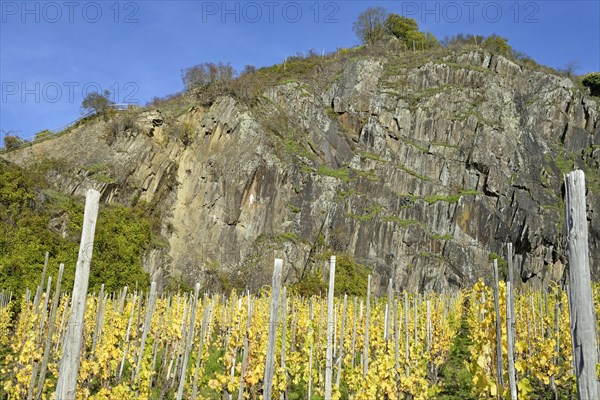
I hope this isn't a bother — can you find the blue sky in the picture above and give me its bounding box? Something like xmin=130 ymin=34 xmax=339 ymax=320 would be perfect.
xmin=1 ymin=0 xmax=599 ymax=139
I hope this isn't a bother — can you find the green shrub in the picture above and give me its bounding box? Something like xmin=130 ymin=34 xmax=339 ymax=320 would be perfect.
xmin=3 ymin=135 xmax=24 ymax=150
xmin=582 ymin=72 xmax=600 ymax=97
xmin=333 ymin=254 xmax=372 ymax=296
xmin=34 ymin=129 xmax=53 ymax=141
xmin=0 ymin=160 xmax=158 ymax=298
xmin=81 ymin=90 xmax=113 ymax=115
xmin=482 ymin=34 xmax=513 ymax=57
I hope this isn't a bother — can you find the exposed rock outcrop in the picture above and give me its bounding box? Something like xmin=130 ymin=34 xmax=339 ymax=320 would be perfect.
xmin=4 ymin=50 xmax=598 ymax=294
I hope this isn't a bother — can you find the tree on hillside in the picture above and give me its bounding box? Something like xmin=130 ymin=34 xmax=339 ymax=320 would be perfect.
xmin=384 ymin=14 xmax=438 ymax=49
xmin=384 ymin=14 xmax=418 ymax=41
xmin=181 ymin=62 xmax=235 ymax=90
xmin=3 ymin=135 xmax=24 ymax=150
xmin=353 ymin=6 xmax=388 ymax=45
xmin=81 ymin=90 xmax=113 ymax=115
xmin=582 ymin=72 xmax=600 ymax=96
xmin=441 ymin=33 xmax=485 ymax=48
xmin=482 ymin=35 xmax=512 ymax=57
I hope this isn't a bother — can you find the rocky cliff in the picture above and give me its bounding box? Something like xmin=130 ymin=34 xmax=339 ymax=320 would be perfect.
xmin=3 ymin=48 xmax=599 ymax=294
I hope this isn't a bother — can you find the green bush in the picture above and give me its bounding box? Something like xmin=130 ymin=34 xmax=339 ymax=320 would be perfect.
xmin=2 ymin=135 xmax=24 ymax=150
xmin=81 ymin=90 xmax=113 ymax=115
xmin=333 ymin=254 xmax=372 ymax=296
xmin=34 ymin=129 xmax=53 ymax=141
xmin=482 ymin=34 xmax=513 ymax=57
xmin=582 ymin=72 xmax=600 ymax=97
xmin=0 ymin=160 xmax=157 ymax=298
xmin=384 ymin=14 xmax=439 ymax=49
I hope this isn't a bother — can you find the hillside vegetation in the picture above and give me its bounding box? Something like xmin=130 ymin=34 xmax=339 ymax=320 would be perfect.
xmin=0 ymin=159 xmax=158 ymax=297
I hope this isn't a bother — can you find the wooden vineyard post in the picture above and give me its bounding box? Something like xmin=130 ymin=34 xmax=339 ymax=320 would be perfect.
xmin=363 ymin=274 xmax=371 ymax=379
xmin=335 ymin=293 xmax=348 ymax=388
xmin=237 ymin=293 xmax=253 ymax=400
xmin=351 ymin=297 xmax=357 ymax=369
xmin=394 ymin=298 xmax=400 ymax=398
xmin=55 ymin=189 xmax=100 ymax=400
xmin=404 ymin=292 xmax=410 ymax=378
xmin=426 ymin=299 xmax=431 ymax=352
xmin=506 ymin=280 xmax=517 ymax=400
xmin=263 ymin=258 xmax=283 ymax=400
xmin=33 ymin=252 xmax=49 ymax=311
xmin=36 ymin=263 xmax=65 ymax=399
xmin=492 ymin=258 xmax=504 ymax=397
xmin=551 ymin=287 xmax=562 ymax=398
xmin=280 ymin=287 xmax=288 ymax=400
xmin=414 ymin=295 xmax=418 ymax=347
xmin=386 ymin=278 xmax=393 ymax=342
xmin=119 ymin=286 xmax=128 ymax=314
xmin=134 ymin=281 xmax=157 ymax=384
xmin=90 ymin=284 xmax=105 ymax=356
xmin=506 ymin=243 xmax=517 ymax=400
xmin=564 ymin=170 xmax=599 ymax=400
xmin=176 ymin=282 xmax=200 ymax=400
xmin=325 ymin=256 xmax=336 ymax=400
xmin=191 ymin=297 xmax=213 ymax=400
xmin=308 ymin=298 xmax=314 ymax=400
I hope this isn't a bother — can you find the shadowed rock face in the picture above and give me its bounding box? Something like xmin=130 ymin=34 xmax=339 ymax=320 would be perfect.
xmin=4 ymin=50 xmax=599 ymax=294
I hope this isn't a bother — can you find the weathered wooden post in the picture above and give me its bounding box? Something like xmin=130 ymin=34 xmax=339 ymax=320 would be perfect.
xmin=134 ymin=281 xmax=157 ymax=384
xmin=335 ymin=293 xmax=348 ymax=388
xmin=325 ymin=256 xmax=336 ymax=400
xmin=506 ymin=280 xmax=517 ymax=400
xmin=363 ymin=274 xmax=371 ymax=379
xmin=55 ymin=189 xmax=100 ymax=400
xmin=279 ymin=287 xmax=288 ymax=400
xmin=237 ymin=293 xmax=253 ymax=400
xmin=177 ymin=282 xmax=200 ymax=400
xmin=564 ymin=170 xmax=599 ymax=400
xmin=33 ymin=252 xmax=49 ymax=312
xmin=36 ymin=263 xmax=65 ymax=399
xmin=492 ymin=259 xmax=504 ymax=397
xmin=404 ymin=292 xmax=410 ymax=378
xmin=263 ymin=258 xmax=283 ymax=399
xmin=506 ymin=244 xmax=517 ymax=400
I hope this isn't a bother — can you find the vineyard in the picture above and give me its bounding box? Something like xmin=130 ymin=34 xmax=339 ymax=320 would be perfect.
xmin=0 ymin=173 xmax=598 ymax=400
xmin=0 ymin=258 xmax=598 ymax=399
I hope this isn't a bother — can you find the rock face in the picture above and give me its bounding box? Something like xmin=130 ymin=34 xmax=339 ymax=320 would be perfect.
xmin=4 ymin=50 xmax=599 ymax=294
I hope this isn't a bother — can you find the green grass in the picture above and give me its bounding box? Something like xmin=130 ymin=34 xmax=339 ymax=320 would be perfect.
xmin=352 ymin=168 xmax=380 ymax=182
xmin=317 ymin=165 xmax=352 ymax=182
xmin=84 ymin=163 xmax=108 ymax=173
xmin=488 ymin=252 xmax=508 ymax=279
xmin=346 ymin=204 xmax=384 ymax=221
xmin=402 ymin=137 xmax=430 ymax=153
xmin=435 ymin=308 xmax=476 ymax=399
xmin=360 ymin=151 xmax=384 ymax=162
xmin=432 ymin=233 xmax=454 ymax=240
xmin=381 ymin=216 xmax=418 ymax=227
xmin=273 ymin=231 xmax=301 ymax=242
xmin=554 ymin=152 xmax=575 ymax=175
xmin=283 ymin=137 xmax=314 ymax=159
xmin=397 ymin=163 xmax=431 ymax=181
xmin=335 ymin=188 xmax=361 ymax=199
xmin=90 ymin=173 xmax=115 ymax=184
